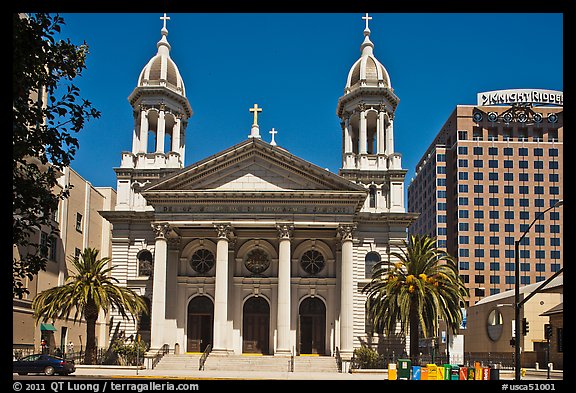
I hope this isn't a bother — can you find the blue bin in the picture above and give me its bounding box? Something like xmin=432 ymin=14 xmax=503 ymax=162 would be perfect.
xmin=411 ymin=365 xmax=421 ymax=380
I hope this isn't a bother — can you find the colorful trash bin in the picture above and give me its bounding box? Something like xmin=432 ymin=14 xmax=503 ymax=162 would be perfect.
xmin=426 ymin=364 xmax=438 ymax=380
xmin=397 ymin=359 xmax=412 ymax=380
xmin=411 ymin=365 xmax=421 ymax=380
xmin=443 ymin=364 xmax=451 ymax=380
xmin=437 ymin=365 xmax=446 ymax=380
xmin=421 ymin=367 xmax=429 ymax=380
xmin=388 ymin=363 xmax=397 ymax=380
xmin=459 ymin=366 xmax=467 ymax=380
xmin=450 ymin=365 xmax=460 ymax=380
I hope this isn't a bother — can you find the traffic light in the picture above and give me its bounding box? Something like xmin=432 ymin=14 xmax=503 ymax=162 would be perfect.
xmin=544 ymin=324 xmax=553 ymax=340
xmin=510 ymin=337 xmax=516 ymax=347
xmin=522 ymin=318 xmax=530 ymax=336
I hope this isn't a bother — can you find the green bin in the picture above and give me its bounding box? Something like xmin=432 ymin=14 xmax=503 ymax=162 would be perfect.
xmin=443 ymin=364 xmax=451 ymax=380
xmin=397 ymin=359 xmax=412 ymax=380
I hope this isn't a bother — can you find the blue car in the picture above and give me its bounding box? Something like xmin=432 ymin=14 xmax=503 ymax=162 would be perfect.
xmin=13 ymin=354 xmax=75 ymax=376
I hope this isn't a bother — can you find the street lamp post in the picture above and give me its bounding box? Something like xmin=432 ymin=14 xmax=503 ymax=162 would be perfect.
xmin=514 ymin=200 xmax=563 ymax=380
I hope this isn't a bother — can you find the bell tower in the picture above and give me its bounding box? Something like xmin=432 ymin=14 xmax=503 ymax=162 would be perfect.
xmin=337 ymin=14 xmax=406 ymax=213
xmin=115 ymin=14 xmax=193 ymax=211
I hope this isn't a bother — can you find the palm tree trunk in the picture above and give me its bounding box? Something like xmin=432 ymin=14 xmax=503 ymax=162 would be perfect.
xmin=409 ymin=302 xmax=420 ymax=365
xmin=84 ymin=300 xmax=99 ymax=365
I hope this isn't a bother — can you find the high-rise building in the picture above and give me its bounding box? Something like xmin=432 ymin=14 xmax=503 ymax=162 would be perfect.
xmin=408 ymin=89 xmax=563 ymax=305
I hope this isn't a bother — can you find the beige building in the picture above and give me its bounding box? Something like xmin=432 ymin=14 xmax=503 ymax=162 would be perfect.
xmin=465 ymin=275 xmax=562 ymax=369
xmin=408 ymin=90 xmax=563 ymax=306
xmin=13 ymin=165 xmax=116 ymax=355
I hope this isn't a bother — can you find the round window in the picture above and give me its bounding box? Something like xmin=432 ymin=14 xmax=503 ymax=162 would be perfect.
xmin=245 ymin=249 xmax=270 ymax=275
xmin=486 ymin=309 xmax=504 ymax=341
xmin=190 ymin=249 xmax=215 ymax=274
xmin=300 ymin=250 xmax=325 ymax=275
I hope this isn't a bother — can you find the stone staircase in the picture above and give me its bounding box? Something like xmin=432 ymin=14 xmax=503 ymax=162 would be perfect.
xmin=154 ymin=353 xmax=339 ymax=373
xmin=293 ymin=356 xmax=338 ymax=373
xmin=154 ymin=353 xmax=203 ymax=371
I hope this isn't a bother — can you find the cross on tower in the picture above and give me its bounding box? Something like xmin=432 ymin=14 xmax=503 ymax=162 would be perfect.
xmin=269 ymin=128 xmax=278 ymax=146
xmin=362 ymin=13 xmax=372 ymax=30
xmin=160 ymin=13 xmax=170 ymax=30
xmin=249 ymin=104 xmax=263 ymax=126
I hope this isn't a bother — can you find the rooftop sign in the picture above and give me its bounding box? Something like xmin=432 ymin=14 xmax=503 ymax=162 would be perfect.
xmin=477 ymin=89 xmax=563 ymax=107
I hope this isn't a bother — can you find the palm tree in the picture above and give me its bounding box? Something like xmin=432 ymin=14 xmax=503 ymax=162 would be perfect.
xmin=362 ymin=234 xmax=468 ymax=365
xmin=32 ymin=247 xmax=148 ymax=365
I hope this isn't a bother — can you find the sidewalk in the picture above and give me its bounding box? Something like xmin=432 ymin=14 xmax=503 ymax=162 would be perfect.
xmin=72 ymin=365 xmax=562 ymax=380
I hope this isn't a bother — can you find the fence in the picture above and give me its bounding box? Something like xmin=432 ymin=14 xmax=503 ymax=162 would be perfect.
xmin=350 ymin=352 xmax=515 ymax=370
xmin=12 ymin=346 xmax=144 ymax=366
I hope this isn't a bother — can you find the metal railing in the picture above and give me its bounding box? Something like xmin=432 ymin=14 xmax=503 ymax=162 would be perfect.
xmin=151 ymin=344 xmax=170 ymax=369
xmin=289 ymin=347 xmax=295 ymax=372
xmin=335 ymin=347 xmax=343 ymax=373
xmin=198 ymin=344 xmax=212 ymax=371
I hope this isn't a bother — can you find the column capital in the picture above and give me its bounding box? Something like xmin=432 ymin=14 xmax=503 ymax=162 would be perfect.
xmin=337 ymin=223 xmax=357 ymax=242
xmin=276 ymin=223 xmax=294 ymax=240
xmin=214 ymin=223 xmax=234 ymax=240
xmin=152 ymin=223 xmax=172 ymax=239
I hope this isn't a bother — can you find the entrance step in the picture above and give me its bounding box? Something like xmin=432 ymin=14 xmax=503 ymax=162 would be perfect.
xmin=294 ymin=356 xmax=338 ymax=373
xmin=204 ymin=354 xmax=292 ymax=372
xmin=154 ymin=354 xmax=203 ymax=370
xmin=154 ymin=353 xmax=339 ymax=373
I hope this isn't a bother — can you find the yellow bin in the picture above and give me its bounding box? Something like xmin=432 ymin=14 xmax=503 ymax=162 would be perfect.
xmin=437 ymin=365 xmax=445 ymax=380
xmin=388 ymin=363 xmax=397 ymax=380
xmin=426 ymin=364 xmax=438 ymax=380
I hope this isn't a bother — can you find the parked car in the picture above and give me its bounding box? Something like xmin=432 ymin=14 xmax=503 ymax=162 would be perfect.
xmin=13 ymin=354 xmax=75 ymax=376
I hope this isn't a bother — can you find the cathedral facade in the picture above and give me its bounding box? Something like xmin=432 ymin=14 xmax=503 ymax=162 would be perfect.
xmin=101 ymin=14 xmax=417 ymax=359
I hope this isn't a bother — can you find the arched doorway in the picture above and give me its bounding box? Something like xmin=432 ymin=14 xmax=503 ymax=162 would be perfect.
xmin=187 ymin=296 xmax=213 ymax=353
xmin=242 ymin=297 xmax=270 ymax=354
xmin=299 ymin=297 xmax=326 ymax=355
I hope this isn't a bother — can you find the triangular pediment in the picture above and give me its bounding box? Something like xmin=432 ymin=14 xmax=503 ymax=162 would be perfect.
xmin=143 ymin=138 xmax=366 ymax=194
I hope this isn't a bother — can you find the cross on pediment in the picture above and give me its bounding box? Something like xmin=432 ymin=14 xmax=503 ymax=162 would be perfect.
xmin=269 ymin=128 xmax=278 ymax=146
xmin=249 ymin=104 xmax=263 ymax=126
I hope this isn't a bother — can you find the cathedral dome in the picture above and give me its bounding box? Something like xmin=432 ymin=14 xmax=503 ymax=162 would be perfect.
xmin=137 ymin=24 xmax=186 ymax=96
xmin=344 ymin=26 xmax=391 ymax=92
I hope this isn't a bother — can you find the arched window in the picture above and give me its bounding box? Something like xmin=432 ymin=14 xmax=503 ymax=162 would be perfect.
xmin=190 ymin=249 xmax=215 ymax=274
xmin=300 ymin=250 xmax=325 ymax=275
xmin=365 ymin=251 xmax=381 ymax=279
xmin=138 ymin=250 xmax=154 ymax=277
xmin=245 ymin=249 xmax=270 ymax=275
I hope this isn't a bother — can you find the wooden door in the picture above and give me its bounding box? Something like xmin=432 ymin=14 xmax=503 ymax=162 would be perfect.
xmin=299 ymin=297 xmax=326 ymax=355
xmin=187 ymin=296 xmax=213 ymax=353
xmin=242 ymin=297 xmax=270 ymax=354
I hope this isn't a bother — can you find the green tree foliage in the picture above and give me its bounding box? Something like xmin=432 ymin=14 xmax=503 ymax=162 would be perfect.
xmin=32 ymin=248 xmax=148 ymax=365
xmin=362 ymin=235 xmax=468 ymax=365
xmin=13 ymin=13 xmax=100 ymax=298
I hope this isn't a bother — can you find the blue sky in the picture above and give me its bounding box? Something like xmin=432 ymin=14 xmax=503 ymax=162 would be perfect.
xmin=57 ymin=13 xmax=563 ymax=191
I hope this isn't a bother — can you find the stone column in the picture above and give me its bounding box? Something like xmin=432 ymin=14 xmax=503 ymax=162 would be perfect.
xmin=156 ymin=106 xmax=166 ymax=153
xmin=358 ymin=105 xmax=368 ymax=155
xmin=276 ymin=223 xmax=293 ymax=355
xmin=139 ymin=107 xmax=148 ymax=153
xmin=338 ymin=224 xmax=356 ymax=359
xmin=213 ymin=223 xmax=233 ymax=354
xmin=150 ymin=223 xmax=171 ymax=350
xmin=385 ymin=114 xmax=395 ymax=156
xmin=132 ymin=113 xmax=140 ymax=154
xmin=172 ymin=116 xmax=181 ymax=153
xmin=377 ymin=107 xmax=386 ymax=154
